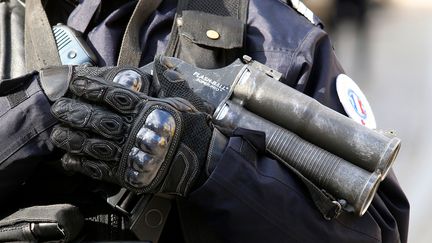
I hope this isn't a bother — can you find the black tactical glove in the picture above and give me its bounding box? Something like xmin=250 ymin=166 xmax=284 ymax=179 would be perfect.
xmin=48 ymin=56 xmax=226 ymax=196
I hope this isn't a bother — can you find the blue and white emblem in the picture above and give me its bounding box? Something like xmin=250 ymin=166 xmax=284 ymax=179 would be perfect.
xmin=336 ymin=74 xmax=377 ymax=129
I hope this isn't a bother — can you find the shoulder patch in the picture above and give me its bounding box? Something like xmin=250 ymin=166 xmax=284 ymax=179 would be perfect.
xmin=336 ymin=74 xmax=377 ymax=129
xmin=289 ymin=0 xmax=321 ymax=26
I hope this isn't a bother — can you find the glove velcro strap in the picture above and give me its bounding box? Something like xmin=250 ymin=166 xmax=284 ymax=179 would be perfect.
xmin=39 ymin=66 xmax=73 ymax=102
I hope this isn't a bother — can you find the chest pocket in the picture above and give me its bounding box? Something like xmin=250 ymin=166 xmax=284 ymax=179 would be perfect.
xmin=174 ymin=10 xmax=244 ymax=69
xmin=165 ymin=0 xmax=249 ymax=69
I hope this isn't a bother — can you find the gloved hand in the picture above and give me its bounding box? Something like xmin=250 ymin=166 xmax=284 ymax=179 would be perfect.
xmin=48 ymin=56 xmax=226 ymax=196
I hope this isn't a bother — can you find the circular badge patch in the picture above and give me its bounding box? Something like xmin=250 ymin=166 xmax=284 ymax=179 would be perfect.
xmin=336 ymin=74 xmax=377 ymax=129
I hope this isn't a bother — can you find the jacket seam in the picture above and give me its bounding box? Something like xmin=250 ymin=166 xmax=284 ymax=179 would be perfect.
xmin=285 ymin=27 xmax=317 ymax=80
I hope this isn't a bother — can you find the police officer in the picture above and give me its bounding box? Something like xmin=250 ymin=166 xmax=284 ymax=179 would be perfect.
xmin=0 ymin=0 xmax=409 ymax=242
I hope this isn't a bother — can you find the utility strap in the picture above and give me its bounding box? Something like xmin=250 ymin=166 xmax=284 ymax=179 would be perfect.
xmin=117 ymin=0 xmax=162 ymax=67
xmin=24 ymin=0 xmax=61 ymax=71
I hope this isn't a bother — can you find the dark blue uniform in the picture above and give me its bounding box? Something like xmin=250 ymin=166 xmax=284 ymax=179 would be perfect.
xmin=0 ymin=0 xmax=409 ymax=242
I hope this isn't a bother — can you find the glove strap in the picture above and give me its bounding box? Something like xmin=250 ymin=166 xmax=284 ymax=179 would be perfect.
xmin=117 ymin=0 xmax=163 ymax=67
xmin=39 ymin=66 xmax=73 ymax=102
xmin=25 ymin=0 xmax=62 ymax=71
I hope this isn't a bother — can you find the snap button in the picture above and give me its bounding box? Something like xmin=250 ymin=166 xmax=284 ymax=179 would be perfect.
xmin=206 ymin=30 xmax=220 ymax=40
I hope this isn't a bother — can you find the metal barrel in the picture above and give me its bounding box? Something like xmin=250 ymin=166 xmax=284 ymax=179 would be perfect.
xmin=215 ymin=101 xmax=382 ymax=216
xmin=232 ymin=66 xmax=401 ymax=179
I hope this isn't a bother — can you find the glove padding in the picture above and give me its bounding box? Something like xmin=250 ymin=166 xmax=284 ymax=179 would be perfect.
xmin=50 ymin=57 xmax=213 ymax=196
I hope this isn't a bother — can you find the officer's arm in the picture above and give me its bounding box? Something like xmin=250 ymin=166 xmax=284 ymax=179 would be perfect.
xmin=0 ymin=72 xmax=59 ymax=208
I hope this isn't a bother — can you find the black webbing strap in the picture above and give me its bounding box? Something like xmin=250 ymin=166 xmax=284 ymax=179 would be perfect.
xmin=24 ymin=0 xmax=61 ymax=71
xmin=7 ymin=89 xmax=27 ymax=108
xmin=117 ymin=0 xmax=162 ymax=67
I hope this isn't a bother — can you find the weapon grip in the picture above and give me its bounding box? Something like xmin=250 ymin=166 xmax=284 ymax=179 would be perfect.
xmin=216 ymin=101 xmax=381 ymax=216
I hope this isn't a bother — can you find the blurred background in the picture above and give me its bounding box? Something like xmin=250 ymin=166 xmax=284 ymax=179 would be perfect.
xmin=303 ymin=0 xmax=432 ymax=242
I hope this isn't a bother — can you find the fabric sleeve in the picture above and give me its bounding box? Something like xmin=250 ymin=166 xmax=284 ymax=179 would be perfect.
xmin=182 ymin=131 xmax=390 ymax=243
xmin=0 ymin=73 xmax=59 ymax=207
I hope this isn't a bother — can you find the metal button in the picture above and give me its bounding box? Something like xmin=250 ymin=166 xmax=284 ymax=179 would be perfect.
xmin=206 ymin=30 xmax=220 ymax=40
xmin=68 ymin=51 xmax=77 ymax=59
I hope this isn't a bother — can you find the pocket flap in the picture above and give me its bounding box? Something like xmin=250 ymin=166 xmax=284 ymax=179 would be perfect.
xmin=179 ymin=10 xmax=244 ymax=49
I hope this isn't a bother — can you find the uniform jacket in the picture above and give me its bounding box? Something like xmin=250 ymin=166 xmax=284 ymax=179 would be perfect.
xmin=0 ymin=0 xmax=409 ymax=242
